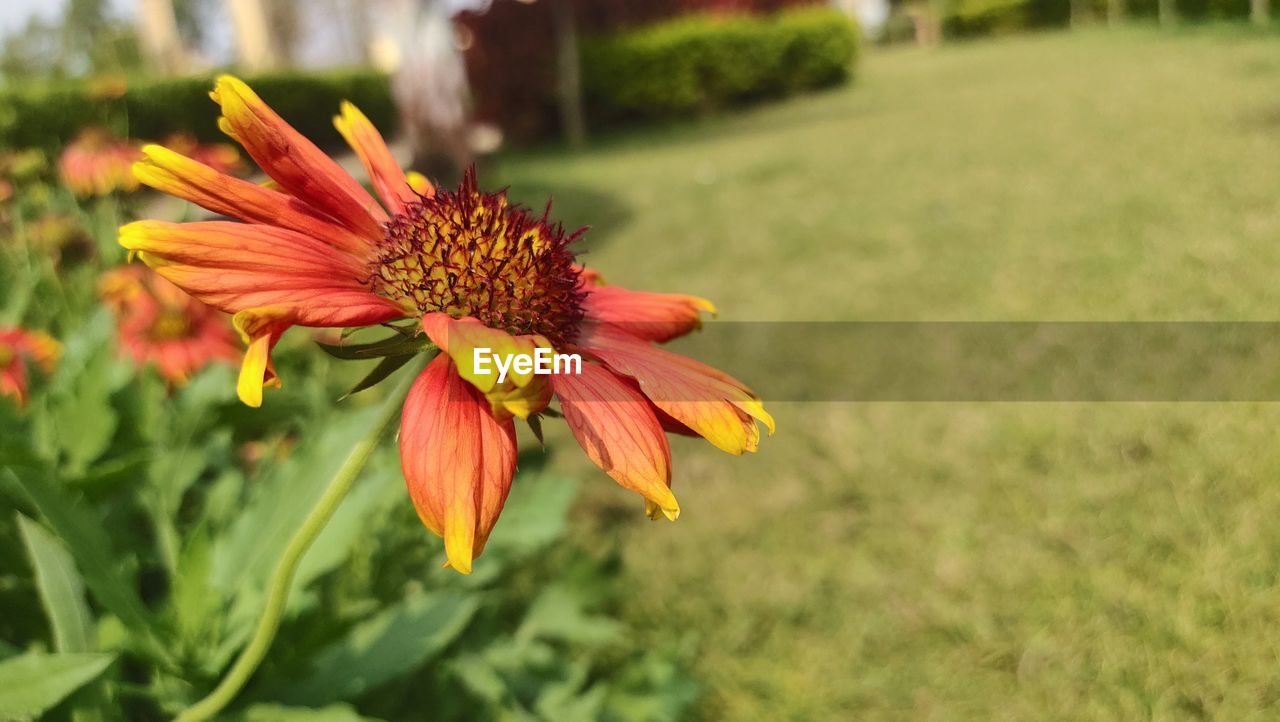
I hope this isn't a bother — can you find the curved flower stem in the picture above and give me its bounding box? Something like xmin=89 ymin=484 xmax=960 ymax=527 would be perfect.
xmin=174 ymin=359 xmax=425 ymax=722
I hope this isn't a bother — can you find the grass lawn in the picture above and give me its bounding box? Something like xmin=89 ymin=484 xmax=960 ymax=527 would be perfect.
xmin=496 ymin=28 xmax=1280 ymax=720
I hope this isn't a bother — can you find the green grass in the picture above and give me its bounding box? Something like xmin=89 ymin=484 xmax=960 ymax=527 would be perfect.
xmin=495 ymin=28 xmax=1280 ymax=720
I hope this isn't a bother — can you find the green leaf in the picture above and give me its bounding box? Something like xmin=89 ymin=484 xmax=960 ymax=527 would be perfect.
xmin=207 ymin=411 xmax=405 ymax=666
xmin=273 ymin=592 xmax=478 ymax=706
xmin=233 ymin=703 xmax=381 ymax=722
xmin=484 ymin=473 xmax=580 ymax=556
xmin=4 ymin=469 xmax=165 ymax=660
xmin=0 ymin=652 xmax=113 ymax=721
xmin=517 ymin=585 xmax=625 ymax=646
xmin=316 ymin=334 xmax=431 ymax=361
xmin=340 ymin=354 xmax=415 ymax=400
xmin=16 ymin=514 xmax=94 ymax=653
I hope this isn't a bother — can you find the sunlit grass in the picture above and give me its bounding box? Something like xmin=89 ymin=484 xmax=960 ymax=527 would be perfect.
xmin=499 ymin=27 xmax=1280 ymax=719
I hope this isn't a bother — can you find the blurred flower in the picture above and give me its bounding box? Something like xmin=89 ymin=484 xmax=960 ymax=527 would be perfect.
xmin=162 ymin=133 xmax=244 ymax=176
xmin=120 ymin=76 xmax=772 ymax=573
xmin=0 ymin=149 xmax=49 ymax=182
xmin=0 ymin=327 xmax=60 ymax=408
xmin=26 ymin=213 xmax=94 ymax=265
xmin=99 ymin=265 xmax=240 ymax=386
xmin=58 ymin=129 xmax=143 ymax=197
xmin=0 ymin=179 xmax=11 ymax=204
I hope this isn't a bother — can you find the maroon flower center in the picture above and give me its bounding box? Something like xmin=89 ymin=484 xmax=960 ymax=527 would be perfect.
xmin=371 ymin=170 xmax=586 ymax=347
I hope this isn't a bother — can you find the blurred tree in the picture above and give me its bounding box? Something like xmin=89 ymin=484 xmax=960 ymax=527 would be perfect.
xmin=137 ymin=0 xmax=192 ymax=74
xmin=226 ymin=0 xmax=280 ymax=70
xmin=391 ymin=0 xmax=474 ymax=180
xmin=551 ymin=0 xmax=585 ymax=149
xmin=1251 ymin=0 xmax=1268 ymax=24
xmin=64 ymin=0 xmax=144 ymax=75
xmin=0 ymin=17 xmax=67 ymax=81
xmin=173 ymin=0 xmax=216 ymax=54
xmin=264 ymin=0 xmax=302 ymax=66
xmin=1107 ymin=0 xmax=1125 ymax=25
xmin=1158 ymin=0 xmax=1177 ymax=24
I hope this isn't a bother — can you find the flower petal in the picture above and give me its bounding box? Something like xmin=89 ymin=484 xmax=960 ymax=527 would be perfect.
xmin=211 ymin=76 xmax=387 ymax=237
xmin=583 ymin=285 xmax=716 ymax=343
xmin=400 ymin=354 xmax=518 ymax=574
xmin=133 ymin=145 xmax=370 ymax=255
xmin=554 ymin=364 xmax=678 ymax=520
xmin=334 ymin=101 xmax=425 ymax=214
xmin=579 ymin=325 xmax=774 ymax=455
xmin=119 ymin=220 xmax=404 ymax=327
xmin=232 ymin=307 xmax=290 ymax=407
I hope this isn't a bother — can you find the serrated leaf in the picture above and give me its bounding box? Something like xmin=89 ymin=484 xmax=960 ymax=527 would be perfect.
xmin=273 ymin=592 xmax=478 ymax=706
xmin=0 ymin=652 xmax=113 ymax=721
xmin=17 ymin=514 xmax=94 ymax=653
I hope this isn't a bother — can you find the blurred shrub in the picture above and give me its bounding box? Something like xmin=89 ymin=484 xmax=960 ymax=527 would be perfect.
xmin=581 ymin=7 xmax=859 ymax=122
xmin=941 ymin=0 xmax=1255 ymax=37
xmin=0 ymin=70 xmax=396 ymax=155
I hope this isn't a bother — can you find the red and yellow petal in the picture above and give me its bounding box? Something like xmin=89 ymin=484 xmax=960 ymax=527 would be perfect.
xmin=583 ymin=285 xmax=716 ymax=343
xmin=334 ymin=101 xmax=425 ymax=214
xmin=554 ymin=364 xmax=679 ymax=520
xmin=133 ymin=145 xmax=370 ymax=255
xmin=211 ymin=76 xmax=387 ymax=238
xmin=400 ymin=354 xmax=518 ymax=574
xmin=232 ymin=307 xmax=291 ymax=407
xmin=119 ymin=220 xmax=404 ymax=328
xmin=579 ymin=325 xmax=774 ymax=455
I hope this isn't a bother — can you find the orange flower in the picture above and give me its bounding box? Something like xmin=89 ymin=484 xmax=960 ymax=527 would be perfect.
xmin=119 ymin=76 xmax=772 ymax=573
xmin=100 ymin=265 xmax=241 ymax=385
xmin=0 ymin=327 xmax=60 ymax=408
xmin=59 ymin=128 xmax=143 ymax=197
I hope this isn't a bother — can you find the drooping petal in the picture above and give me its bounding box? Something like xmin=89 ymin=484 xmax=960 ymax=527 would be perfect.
xmin=119 ymin=220 xmax=405 ymax=327
xmin=333 ymin=101 xmax=424 ymax=214
xmin=583 ymin=285 xmax=716 ymax=343
xmin=553 ymin=364 xmax=679 ymax=520
xmin=133 ymin=145 xmax=370 ymax=255
xmin=400 ymin=354 xmax=518 ymax=574
xmin=211 ymin=76 xmax=388 ymax=237
xmin=579 ymin=325 xmax=774 ymax=455
xmin=232 ymin=307 xmax=290 ymax=407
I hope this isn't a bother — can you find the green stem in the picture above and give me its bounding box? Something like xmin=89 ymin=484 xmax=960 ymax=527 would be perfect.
xmin=174 ymin=360 xmax=423 ymax=722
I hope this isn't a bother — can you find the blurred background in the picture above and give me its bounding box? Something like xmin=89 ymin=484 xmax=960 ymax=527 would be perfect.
xmin=4 ymin=0 xmax=1280 ymax=720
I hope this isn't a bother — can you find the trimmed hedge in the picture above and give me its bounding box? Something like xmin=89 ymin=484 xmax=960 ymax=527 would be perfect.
xmin=0 ymin=70 xmax=396 ymax=154
xmin=0 ymin=6 xmax=859 ymax=152
xmin=581 ymin=7 xmax=859 ymax=121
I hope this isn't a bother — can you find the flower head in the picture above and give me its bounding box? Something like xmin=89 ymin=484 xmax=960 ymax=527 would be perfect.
xmin=27 ymin=213 xmax=94 ymax=265
xmin=0 ymin=327 xmax=60 ymax=408
xmin=100 ymin=265 xmax=241 ymax=385
xmin=59 ymin=128 xmax=143 ymax=197
xmin=120 ymin=76 xmax=773 ymax=573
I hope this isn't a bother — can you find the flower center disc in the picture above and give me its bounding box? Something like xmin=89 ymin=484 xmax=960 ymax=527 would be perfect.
xmin=372 ymin=170 xmax=586 ymax=347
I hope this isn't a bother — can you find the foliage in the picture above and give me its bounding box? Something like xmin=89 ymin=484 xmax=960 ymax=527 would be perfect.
xmin=0 ymin=70 xmax=396 ymax=156
xmin=580 ymin=7 xmax=859 ymax=123
xmin=0 ymin=165 xmax=693 ymax=720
